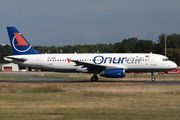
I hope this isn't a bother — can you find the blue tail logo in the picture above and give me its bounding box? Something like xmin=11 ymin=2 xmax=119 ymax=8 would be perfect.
xmin=7 ymin=27 xmax=40 ymax=55
xmin=12 ymin=33 xmax=31 ymax=52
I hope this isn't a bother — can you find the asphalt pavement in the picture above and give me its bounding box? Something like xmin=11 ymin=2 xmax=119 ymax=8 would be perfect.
xmin=0 ymin=72 xmax=180 ymax=85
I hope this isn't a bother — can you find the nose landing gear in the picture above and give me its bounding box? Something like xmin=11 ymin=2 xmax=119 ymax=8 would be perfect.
xmin=151 ymin=72 xmax=155 ymax=82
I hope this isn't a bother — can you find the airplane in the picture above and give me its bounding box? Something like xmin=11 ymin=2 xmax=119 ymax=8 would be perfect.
xmin=4 ymin=27 xmax=177 ymax=82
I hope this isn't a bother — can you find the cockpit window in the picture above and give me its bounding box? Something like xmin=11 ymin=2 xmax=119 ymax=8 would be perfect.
xmin=162 ymin=58 xmax=170 ymax=61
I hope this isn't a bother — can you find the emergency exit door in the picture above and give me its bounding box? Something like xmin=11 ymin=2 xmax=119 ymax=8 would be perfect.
xmin=151 ymin=55 xmax=156 ymax=66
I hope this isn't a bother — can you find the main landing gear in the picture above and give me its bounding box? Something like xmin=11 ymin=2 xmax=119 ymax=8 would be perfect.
xmin=91 ymin=71 xmax=98 ymax=82
xmin=151 ymin=72 xmax=155 ymax=82
xmin=91 ymin=76 xmax=98 ymax=82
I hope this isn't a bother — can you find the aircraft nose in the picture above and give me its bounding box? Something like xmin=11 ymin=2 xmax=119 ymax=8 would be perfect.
xmin=171 ymin=62 xmax=177 ymax=69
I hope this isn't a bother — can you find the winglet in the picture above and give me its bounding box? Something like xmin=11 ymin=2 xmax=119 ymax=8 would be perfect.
xmin=67 ymin=58 xmax=72 ymax=63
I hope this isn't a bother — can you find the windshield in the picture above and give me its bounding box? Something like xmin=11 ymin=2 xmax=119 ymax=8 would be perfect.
xmin=162 ymin=58 xmax=170 ymax=61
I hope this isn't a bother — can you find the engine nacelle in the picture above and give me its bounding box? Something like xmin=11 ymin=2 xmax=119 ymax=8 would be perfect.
xmin=100 ymin=68 xmax=125 ymax=78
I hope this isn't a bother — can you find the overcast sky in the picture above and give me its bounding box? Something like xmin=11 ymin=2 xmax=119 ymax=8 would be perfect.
xmin=0 ymin=0 xmax=180 ymax=46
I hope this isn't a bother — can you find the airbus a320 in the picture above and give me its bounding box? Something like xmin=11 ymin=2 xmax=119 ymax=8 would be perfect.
xmin=4 ymin=27 xmax=177 ymax=82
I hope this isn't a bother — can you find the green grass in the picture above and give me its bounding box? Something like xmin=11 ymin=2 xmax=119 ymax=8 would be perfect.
xmin=0 ymin=83 xmax=180 ymax=119
xmin=0 ymin=75 xmax=27 ymax=80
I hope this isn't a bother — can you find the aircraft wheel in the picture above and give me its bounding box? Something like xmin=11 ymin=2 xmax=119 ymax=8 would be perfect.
xmin=95 ymin=76 xmax=98 ymax=81
xmin=152 ymin=78 xmax=155 ymax=82
xmin=91 ymin=76 xmax=98 ymax=82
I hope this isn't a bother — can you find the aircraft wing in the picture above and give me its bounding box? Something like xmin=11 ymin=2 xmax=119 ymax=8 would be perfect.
xmin=67 ymin=58 xmax=125 ymax=73
xmin=73 ymin=60 xmax=106 ymax=73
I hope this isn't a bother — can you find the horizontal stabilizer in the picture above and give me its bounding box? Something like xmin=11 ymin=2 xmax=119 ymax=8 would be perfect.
xmin=4 ymin=56 xmax=27 ymax=62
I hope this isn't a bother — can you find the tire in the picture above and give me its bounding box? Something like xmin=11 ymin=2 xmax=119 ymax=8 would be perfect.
xmin=95 ymin=76 xmax=98 ymax=81
xmin=91 ymin=76 xmax=96 ymax=82
xmin=91 ymin=76 xmax=98 ymax=82
xmin=152 ymin=78 xmax=155 ymax=82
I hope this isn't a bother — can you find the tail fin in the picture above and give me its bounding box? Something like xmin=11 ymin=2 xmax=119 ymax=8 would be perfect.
xmin=7 ymin=27 xmax=40 ymax=55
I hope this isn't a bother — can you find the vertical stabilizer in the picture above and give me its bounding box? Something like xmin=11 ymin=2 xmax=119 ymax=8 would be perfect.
xmin=7 ymin=27 xmax=40 ymax=55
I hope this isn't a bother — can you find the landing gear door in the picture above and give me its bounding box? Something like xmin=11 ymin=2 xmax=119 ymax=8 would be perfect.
xmin=151 ymin=55 xmax=156 ymax=66
xmin=36 ymin=56 xmax=42 ymax=66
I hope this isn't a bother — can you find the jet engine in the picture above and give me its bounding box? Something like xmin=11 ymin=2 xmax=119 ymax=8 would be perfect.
xmin=100 ymin=68 xmax=125 ymax=78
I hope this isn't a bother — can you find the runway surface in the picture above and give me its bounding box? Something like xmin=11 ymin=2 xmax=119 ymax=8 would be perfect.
xmin=1 ymin=72 xmax=180 ymax=85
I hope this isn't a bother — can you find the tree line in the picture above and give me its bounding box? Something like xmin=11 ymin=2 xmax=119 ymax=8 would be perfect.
xmin=1 ymin=33 xmax=180 ymax=65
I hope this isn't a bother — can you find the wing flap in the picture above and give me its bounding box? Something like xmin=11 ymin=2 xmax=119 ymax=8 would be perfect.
xmin=71 ymin=59 xmax=106 ymax=73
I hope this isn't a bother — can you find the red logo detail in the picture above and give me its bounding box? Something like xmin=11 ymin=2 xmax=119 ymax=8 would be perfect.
xmin=14 ymin=33 xmax=28 ymax=46
xmin=145 ymin=55 xmax=149 ymax=58
xmin=67 ymin=58 xmax=72 ymax=63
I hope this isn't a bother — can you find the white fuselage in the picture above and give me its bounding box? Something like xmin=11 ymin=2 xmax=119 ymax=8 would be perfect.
xmin=5 ymin=53 xmax=177 ymax=73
